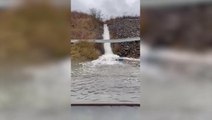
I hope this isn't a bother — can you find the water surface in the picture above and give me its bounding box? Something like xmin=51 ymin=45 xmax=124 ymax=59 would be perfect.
xmin=71 ymin=62 xmax=140 ymax=103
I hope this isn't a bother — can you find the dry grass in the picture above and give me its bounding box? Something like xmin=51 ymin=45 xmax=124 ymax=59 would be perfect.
xmin=70 ymin=42 xmax=101 ymax=62
xmin=71 ymin=11 xmax=103 ymax=39
xmin=70 ymin=11 xmax=103 ymax=61
xmin=0 ymin=7 xmax=104 ymax=63
xmin=0 ymin=3 xmax=70 ymax=64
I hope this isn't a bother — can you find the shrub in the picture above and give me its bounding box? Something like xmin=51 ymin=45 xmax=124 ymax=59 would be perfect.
xmin=70 ymin=42 xmax=101 ymax=62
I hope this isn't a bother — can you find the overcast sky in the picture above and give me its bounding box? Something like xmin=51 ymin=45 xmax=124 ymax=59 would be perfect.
xmin=71 ymin=0 xmax=140 ymax=19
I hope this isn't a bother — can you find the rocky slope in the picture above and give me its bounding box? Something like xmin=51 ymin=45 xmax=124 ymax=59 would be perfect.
xmin=142 ymin=3 xmax=212 ymax=51
xmin=106 ymin=16 xmax=140 ymax=58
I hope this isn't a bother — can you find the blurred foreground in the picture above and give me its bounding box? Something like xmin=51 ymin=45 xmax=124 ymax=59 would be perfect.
xmin=0 ymin=0 xmax=69 ymax=65
xmin=0 ymin=59 xmax=71 ymax=120
xmin=0 ymin=1 xmax=71 ymax=120
xmin=141 ymin=44 xmax=212 ymax=119
xmin=141 ymin=0 xmax=212 ymax=119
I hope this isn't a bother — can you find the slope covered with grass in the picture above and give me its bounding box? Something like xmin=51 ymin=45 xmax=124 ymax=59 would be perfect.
xmin=0 ymin=3 xmax=69 ymax=65
xmin=71 ymin=11 xmax=103 ymax=39
xmin=70 ymin=11 xmax=104 ymax=62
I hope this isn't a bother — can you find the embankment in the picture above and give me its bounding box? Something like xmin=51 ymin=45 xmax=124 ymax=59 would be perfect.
xmin=70 ymin=11 xmax=104 ymax=62
xmin=142 ymin=3 xmax=212 ymax=51
xmin=106 ymin=17 xmax=140 ymax=58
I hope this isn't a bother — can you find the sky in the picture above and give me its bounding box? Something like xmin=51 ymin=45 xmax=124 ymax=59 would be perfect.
xmin=71 ymin=0 xmax=140 ymax=19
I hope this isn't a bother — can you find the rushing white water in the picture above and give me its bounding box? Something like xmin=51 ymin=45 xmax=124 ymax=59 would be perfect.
xmin=91 ymin=24 xmax=120 ymax=65
xmin=103 ymin=24 xmax=113 ymax=54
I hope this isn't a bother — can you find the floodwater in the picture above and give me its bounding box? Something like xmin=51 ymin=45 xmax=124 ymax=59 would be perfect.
xmin=141 ymin=44 xmax=212 ymax=119
xmin=0 ymin=59 xmax=71 ymax=120
xmin=71 ymin=62 xmax=140 ymax=103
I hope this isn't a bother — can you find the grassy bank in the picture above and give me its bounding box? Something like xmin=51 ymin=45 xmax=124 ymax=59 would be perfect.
xmin=70 ymin=11 xmax=104 ymax=62
xmin=70 ymin=42 xmax=101 ymax=62
xmin=0 ymin=3 xmax=69 ymax=65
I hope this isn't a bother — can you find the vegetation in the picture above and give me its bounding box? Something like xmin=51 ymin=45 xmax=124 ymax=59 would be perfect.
xmin=70 ymin=42 xmax=101 ymax=62
xmin=70 ymin=11 xmax=103 ymax=61
xmin=70 ymin=11 xmax=103 ymax=39
xmin=0 ymin=4 xmax=104 ymax=63
xmin=0 ymin=3 xmax=69 ymax=64
xmin=89 ymin=8 xmax=103 ymax=21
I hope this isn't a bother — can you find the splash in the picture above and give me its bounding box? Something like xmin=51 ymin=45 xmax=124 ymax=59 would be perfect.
xmin=91 ymin=24 xmax=121 ymax=65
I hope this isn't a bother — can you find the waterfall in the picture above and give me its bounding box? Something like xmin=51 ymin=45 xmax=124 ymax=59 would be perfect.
xmin=103 ymin=24 xmax=113 ymax=54
xmin=91 ymin=24 xmax=120 ymax=65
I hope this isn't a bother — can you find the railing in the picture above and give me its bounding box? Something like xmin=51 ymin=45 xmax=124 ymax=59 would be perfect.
xmin=70 ymin=37 xmax=140 ymax=43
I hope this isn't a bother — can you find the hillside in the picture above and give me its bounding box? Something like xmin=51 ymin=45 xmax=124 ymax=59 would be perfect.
xmin=142 ymin=3 xmax=212 ymax=51
xmin=106 ymin=16 xmax=140 ymax=58
xmin=70 ymin=11 xmax=103 ymax=39
xmin=71 ymin=15 xmax=141 ymax=61
xmin=70 ymin=11 xmax=104 ymax=62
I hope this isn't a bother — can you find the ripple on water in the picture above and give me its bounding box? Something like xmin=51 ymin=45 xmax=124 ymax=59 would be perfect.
xmin=71 ymin=61 xmax=140 ymax=103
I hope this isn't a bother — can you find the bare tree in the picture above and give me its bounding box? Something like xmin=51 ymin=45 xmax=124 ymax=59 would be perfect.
xmin=89 ymin=8 xmax=103 ymax=21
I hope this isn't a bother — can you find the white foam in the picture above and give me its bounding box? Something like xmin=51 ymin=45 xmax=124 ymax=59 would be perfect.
xmin=90 ymin=24 xmax=122 ymax=65
xmin=91 ymin=54 xmax=121 ymax=65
